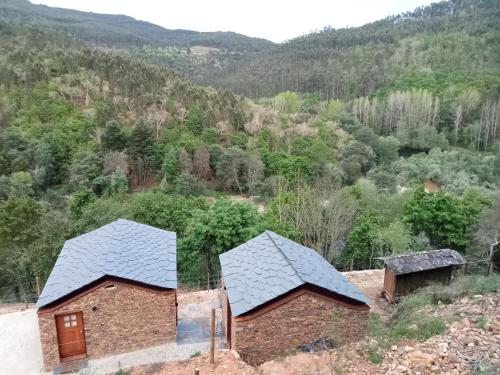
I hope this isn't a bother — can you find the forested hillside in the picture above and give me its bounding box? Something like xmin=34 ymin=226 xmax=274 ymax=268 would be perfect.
xmin=0 ymin=0 xmax=274 ymax=52
xmin=188 ymin=0 xmax=500 ymax=99
xmin=0 ymin=1 xmax=499 ymax=302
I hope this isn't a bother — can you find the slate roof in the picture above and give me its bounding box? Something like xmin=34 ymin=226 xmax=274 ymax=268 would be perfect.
xmin=36 ymin=219 xmax=176 ymax=308
xmin=219 ymin=231 xmax=370 ymax=317
xmin=378 ymin=249 xmax=466 ymax=275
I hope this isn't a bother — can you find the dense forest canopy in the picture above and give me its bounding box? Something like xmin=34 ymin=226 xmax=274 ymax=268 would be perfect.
xmin=0 ymin=0 xmax=499 ymax=301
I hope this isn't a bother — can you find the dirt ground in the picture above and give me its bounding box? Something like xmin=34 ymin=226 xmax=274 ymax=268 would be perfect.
xmin=0 ymin=302 xmax=35 ymax=315
xmin=343 ymin=268 xmax=389 ymax=314
xmin=131 ymin=347 xmax=379 ymax=375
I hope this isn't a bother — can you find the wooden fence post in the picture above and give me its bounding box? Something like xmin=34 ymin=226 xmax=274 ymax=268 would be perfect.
xmin=210 ymin=307 xmax=215 ymax=364
xmin=23 ymin=293 xmax=28 ymax=309
xmin=194 ymin=368 xmax=199 ymax=375
xmin=35 ymin=276 xmax=41 ymax=296
xmin=207 ymin=273 xmax=210 ymax=291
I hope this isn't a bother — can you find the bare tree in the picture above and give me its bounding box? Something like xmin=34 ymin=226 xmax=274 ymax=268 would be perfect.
xmin=193 ymin=146 xmax=212 ymax=181
xmin=177 ymin=148 xmax=193 ymax=175
xmin=146 ymin=104 xmax=170 ymax=139
xmin=246 ymin=151 xmax=264 ymax=194
xmin=272 ymin=180 xmax=360 ymax=263
xmin=103 ymin=151 xmax=128 ymax=175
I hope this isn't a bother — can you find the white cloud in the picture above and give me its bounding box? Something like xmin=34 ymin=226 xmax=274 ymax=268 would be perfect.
xmin=31 ymin=0 xmax=436 ymax=43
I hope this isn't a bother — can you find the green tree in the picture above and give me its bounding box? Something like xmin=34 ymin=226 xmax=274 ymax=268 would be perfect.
xmin=344 ymin=212 xmax=383 ymax=269
xmin=162 ymin=149 xmax=179 ymax=183
xmin=341 ymin=140 xmax=375 ymax=183
xmin=185 ymin=105 xmax=203 ymax=135
xmin=101 ymin=120 xmax=127 ymax=151
xmin=373 ymin=136 xmax=400 ymax=165
xmin=127 ymin=119 xmax=158 ymax=186
xmin=178 ymin=200 xmax=264 ymax=281
xmin=68 ymin=151 xmax=102 ymax=191
xmin=70 ymin=197 xmax=133 ymax=236
xmin=132 ymin=190 xmax=207 ymax=235
xmin=9 ymin=171 xmax=34 ymax=197
xmin=404 ymin=187 xmax=488 ymax=250
xmin=69 ymin=189 xmax=96 ymax=219
xmin=174 ymin=173 xmax=205 ymax=197
xmin=0 ymin=196 xmax=44 ymax=292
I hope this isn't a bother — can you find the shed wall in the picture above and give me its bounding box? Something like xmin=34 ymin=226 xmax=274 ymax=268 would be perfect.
xmin=38 ymin=280 xmax=176 ymax=370
xmin=395 ymin=267 xmax=452 ymax=297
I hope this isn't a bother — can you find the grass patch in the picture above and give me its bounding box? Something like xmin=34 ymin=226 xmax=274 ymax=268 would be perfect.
xmin=476 ymin=315 xmax=488 ymax=329
xmin=190 ymin=351 xmax=201 ymax=358
xmin=367 ymin=346 xmax=383 ymax=364
xmin=390 ymin=317 xmax=446 ymax=341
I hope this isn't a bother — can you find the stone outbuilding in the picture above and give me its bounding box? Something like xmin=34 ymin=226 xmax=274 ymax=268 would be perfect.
xmin=219 ymin=231 xmax=370 ymax=365
xmin=378 ymin=249 xmax=466 ymax=301
xmin=36 ymin=219 xmax=177 ymax=371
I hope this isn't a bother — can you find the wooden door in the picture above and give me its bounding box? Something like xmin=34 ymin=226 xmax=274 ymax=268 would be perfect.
xmin=383 ymin=267 xmax=396 ymax=301
xmin=55 ymin=312 xmax=86 ymax=360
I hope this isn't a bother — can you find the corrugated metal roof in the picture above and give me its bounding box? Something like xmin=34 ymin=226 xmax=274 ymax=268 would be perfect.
xmin=36 ymin=219 xmax=176 ymax=308
xmin=378 ymin=249 xmax=465 ymax=275
xmin=219 ymin=231 xmax=370 ymax=317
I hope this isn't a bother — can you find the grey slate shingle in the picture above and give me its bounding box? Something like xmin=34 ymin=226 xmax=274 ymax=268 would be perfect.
xmin=219 ymin=231 xmax=370 ymax=317
xmin=36 ymin=219 xmax=176 ymax=308
xmin=378 ymin=249 xmax=466 ymax=275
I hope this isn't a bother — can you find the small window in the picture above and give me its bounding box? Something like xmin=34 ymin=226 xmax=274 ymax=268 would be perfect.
xmin=63 ymin=314 xmax=77 ymax=328
xmin=105 ymin=284 xmax=116 ymax=290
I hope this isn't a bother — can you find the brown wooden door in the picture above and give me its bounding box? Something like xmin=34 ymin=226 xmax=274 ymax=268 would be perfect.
xmin=55 ymin=312 xmax=86 ymax=359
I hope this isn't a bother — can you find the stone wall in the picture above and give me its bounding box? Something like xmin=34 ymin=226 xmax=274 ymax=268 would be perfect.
xmin=38 ymin=280 xmax=176 ymax=370
xmin=233 ymin=289 xmax=369 ymax=366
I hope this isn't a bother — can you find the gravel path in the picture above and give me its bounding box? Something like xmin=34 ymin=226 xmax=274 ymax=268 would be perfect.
xmin=0 ymin=309 xmax=43 ymax=375
xmin=83 ymin=341 xmax=214 ymax=374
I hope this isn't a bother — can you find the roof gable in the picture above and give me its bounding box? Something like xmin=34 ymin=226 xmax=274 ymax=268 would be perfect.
xmin=378 ymin=249 xmax=465 ymax=275
xmin=36 ymin=219 xmax=176 ymax=308
xmin=219 ymin=231 xmax=369 ymax=317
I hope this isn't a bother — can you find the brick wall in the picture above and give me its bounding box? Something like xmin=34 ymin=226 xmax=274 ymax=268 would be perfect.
xmin=232 ymin=289 xmax=369 ymax=365
xmin=38 ymin=280 xmax=176 ymax=370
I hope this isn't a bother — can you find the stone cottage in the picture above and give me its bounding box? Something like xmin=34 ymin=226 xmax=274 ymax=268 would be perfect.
xmin=219 ymin=230 xmax=370 ymax=365
xmin=36 ymin=219 xmax=177 ymax=371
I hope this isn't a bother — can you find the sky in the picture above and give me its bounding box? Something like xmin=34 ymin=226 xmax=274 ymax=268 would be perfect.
xmin=31 ymin=0 xmax=436 ymax=43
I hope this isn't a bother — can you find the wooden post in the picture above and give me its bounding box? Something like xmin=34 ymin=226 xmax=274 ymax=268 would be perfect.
xmin=23 ymin=293 xmax=28 ymax=309
xmin=194 ymin=369 xmax=199 ymax=375
xmin=210 ymin=307 xmax=215 ymax=364
xmin=207 ymin=272 xmax=210 ymax=291
xmin=35 ymin=276 xmax=41 ymax=296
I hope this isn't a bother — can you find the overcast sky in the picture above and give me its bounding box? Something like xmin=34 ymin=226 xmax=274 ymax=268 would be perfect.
xmin=31 ymin=0 xmax=436 ymax=43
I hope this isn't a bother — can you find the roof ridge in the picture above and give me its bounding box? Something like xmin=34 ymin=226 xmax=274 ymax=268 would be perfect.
xmin=264 ymin=230 xmax=303 ymax=283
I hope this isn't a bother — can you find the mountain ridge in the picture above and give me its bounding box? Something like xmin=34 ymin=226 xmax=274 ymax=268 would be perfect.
xmin=0 ymin=0 xmax=275 ymax=51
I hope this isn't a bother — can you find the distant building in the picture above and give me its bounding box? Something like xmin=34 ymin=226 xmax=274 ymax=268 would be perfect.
xmin=378 ymin=249 xmax=466 ymax=302
xmin=424 ymin=178 xmax=443 ymax=192
xmin=219 ymin=231 xmax=370 ymax=365
xmin=36 ymin=219 xmax=177 ymax=372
